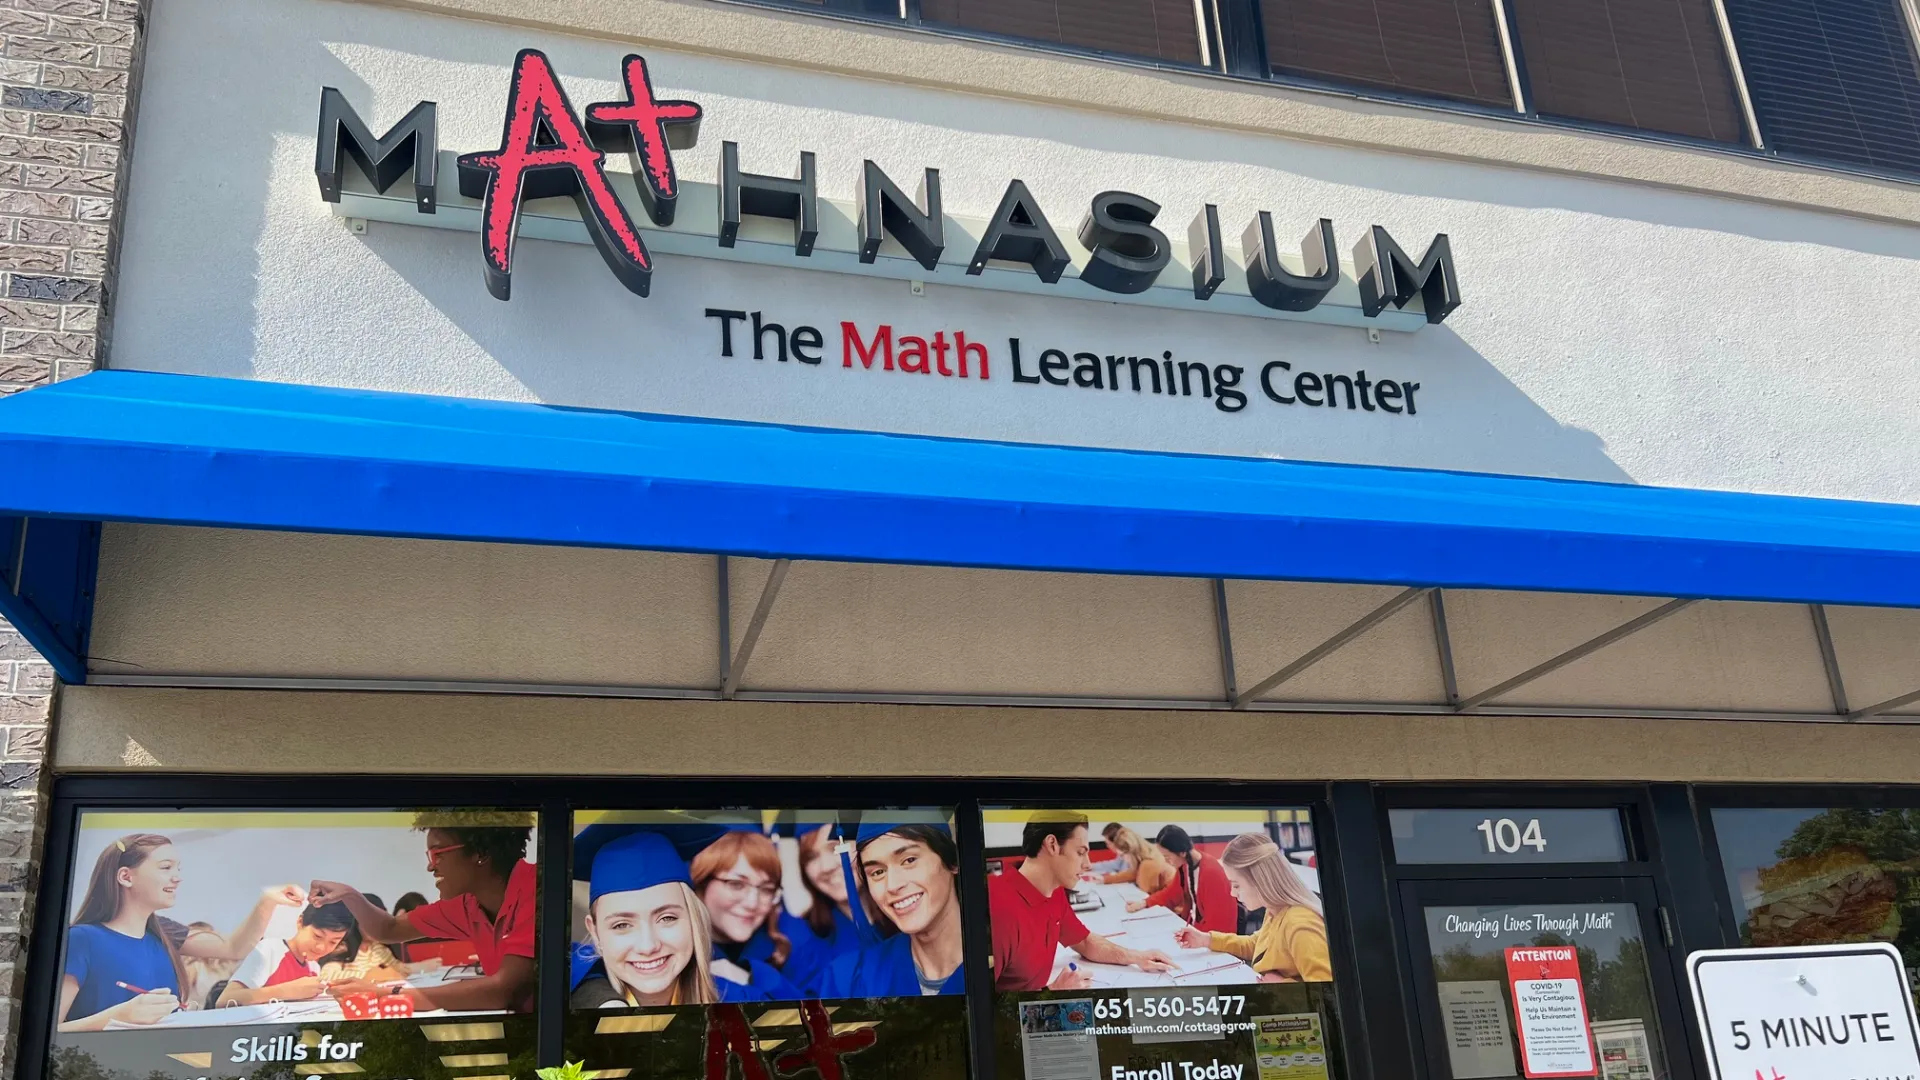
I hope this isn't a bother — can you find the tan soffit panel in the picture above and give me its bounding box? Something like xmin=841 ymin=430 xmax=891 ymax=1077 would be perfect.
xmin=1444 ymin=589 xmax=1670 ymax=702
xmin=88 ymin=524 xmax=720 ymax=688
xmin=1226 ymin=580 xmax=1442 ymax=704
xmin=54 ymin=685 xmax=1920 ymax=782
xmin=729 ymin=558 xmax=1223 ymax=699
xmin=1823 ymin=605 xmax=1920 ymax=714
xmin=1499 ymin=600 xmax=1834 ymax=713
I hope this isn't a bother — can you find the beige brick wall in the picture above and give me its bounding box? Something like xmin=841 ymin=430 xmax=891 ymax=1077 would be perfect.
xmin=0 ymin=0 xmax=142 ymax=1070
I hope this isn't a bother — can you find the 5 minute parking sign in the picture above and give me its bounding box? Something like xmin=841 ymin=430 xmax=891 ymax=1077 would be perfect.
xmin=1687 ymin=942 xmax=1920 ymax=1080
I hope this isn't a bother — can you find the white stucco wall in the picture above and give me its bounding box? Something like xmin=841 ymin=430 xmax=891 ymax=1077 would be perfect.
xmin=108 ymin=0 xmax=1920 ymax=506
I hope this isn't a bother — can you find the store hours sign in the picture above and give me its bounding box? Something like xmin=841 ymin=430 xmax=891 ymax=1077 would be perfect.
xmin=1688 ymin=943 xmax=1920 ymax=1080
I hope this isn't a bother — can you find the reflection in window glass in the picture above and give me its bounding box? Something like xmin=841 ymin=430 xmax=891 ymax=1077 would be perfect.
xmin=49 ymin=808 xmax=539 ymax=1080
xmin=564 ymin=809 xmax=968 ymax=1080
xmin=984 ymin=807 xmax=1342 ymax=1080
xmin=1508 ymin=0 xmax=1747 ymax=142
xmin=1712 ymin=807 xmax=1920 ymax=974
xmin=920 ymin=0 xmax=1205 ymax=65
xmin=1422 ymin=903 xmax=1667 ymax=1080
xmin=1260 ymin=0 xmax=1514 ymax=107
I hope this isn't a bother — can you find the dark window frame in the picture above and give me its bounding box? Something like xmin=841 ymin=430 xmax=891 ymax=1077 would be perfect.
xmin=18 ymin=775 xmax=1350 ymax=1080
xmin=705 ymin=0 xmax=1920 ymax=189
xmin=1692 ymin=783 xmax=1920 ymax=950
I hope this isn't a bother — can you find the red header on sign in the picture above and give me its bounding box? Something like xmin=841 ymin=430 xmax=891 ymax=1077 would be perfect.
xmin=1505 ymin=945 xmax=1596 ymax=1079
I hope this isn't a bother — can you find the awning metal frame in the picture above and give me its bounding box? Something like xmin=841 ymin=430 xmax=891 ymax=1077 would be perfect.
xmin=77 ymin=570 xmax=1920 ymax=724
xmin=4 ymin=370 xmax=1920 ymax=718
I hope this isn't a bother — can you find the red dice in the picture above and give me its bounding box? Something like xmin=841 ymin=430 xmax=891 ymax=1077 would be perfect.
xmin=339 ymin=992 xmax=413 ymax=1020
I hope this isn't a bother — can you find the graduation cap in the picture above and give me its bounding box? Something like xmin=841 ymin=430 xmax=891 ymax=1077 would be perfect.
xmin=574 ymin=818 xmax=729 ymax=904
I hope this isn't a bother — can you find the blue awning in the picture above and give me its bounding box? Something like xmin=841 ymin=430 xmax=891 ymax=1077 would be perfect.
xmin=2 ymin=370 xmax=1918 ymax=684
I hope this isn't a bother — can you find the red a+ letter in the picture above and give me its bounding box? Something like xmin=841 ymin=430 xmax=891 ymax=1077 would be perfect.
xmin=456 ymin=48 xmax=653 ymax=300
xmin=774 ymin=1001 xmax=877 ymax=1080
xmin=704 ymin=1004 xmax=772 ymax=1080
xmin=585 ymin=55 xmax=702 ymax=227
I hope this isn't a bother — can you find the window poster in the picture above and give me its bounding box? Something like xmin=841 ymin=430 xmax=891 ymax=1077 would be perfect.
xmin=48 ymin=808 xmax=539 ymax=1080
xmin=563 ymin=808 xmax=969 ymax=1080
xmin=983 ymin=807 xmax=1342 ymax=1080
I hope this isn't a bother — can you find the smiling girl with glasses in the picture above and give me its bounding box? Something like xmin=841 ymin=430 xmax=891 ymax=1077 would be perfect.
xmin=688 ymin=830 xmax=833 ymax=999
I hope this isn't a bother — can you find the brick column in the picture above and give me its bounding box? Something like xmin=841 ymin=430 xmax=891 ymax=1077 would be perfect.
xmin=0 ymin=0 xmax=145 ymax=1072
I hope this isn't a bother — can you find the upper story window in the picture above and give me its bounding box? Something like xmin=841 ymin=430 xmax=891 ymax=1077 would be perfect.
xmin=1719 ymin=0 xmax=1920 ymax=173
xmin=1509 ymin=0 xmax=1749 ymax=142
xmin=1258 ymin=0 xmax=1515 ymax=108
xmin=919 ymin=0 xmax=1207 ymax=65
xmin=736 ymin=0 xmax=1920 ymax=184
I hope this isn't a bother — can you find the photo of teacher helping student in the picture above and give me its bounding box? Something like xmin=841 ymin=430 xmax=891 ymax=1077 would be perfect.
xmin=569 ymin=808 xmax=966 ymax=1009
xmin=984 ymin=809 xmax=1331 ymax=992
xmin=55 ymin=808 xmax=539 ymax=1033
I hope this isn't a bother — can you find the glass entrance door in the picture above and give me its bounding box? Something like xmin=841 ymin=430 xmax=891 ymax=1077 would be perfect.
xmin=1400 ymin=878 xmax=1688 ymax=1080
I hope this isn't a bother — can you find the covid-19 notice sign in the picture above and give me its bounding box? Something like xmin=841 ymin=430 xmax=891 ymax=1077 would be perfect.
xmin=1503 ymin=946 xmax=1595 ymax=1078
xmin=1688 ymin=942 xmax=1920 ymax=1080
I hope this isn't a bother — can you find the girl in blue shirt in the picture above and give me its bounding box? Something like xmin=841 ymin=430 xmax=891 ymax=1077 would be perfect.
xmin=60 ymin=833 xmax=305 ymax=1030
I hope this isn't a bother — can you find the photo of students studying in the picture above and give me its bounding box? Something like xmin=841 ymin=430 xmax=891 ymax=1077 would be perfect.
xmin=56 ymin=808 xmax=539 ymax=1034
xmin=984 ymin=807 xmax=1343 ymax=1080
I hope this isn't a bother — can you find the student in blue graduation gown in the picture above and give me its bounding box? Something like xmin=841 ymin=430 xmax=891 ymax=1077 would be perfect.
xmin=689 ymin=830 xmax=819 ymax=1000
xmin=571 ymin=820 xmax=765 ymax=1008
xmin=820 ymin=821 xmax=966 ymax=998
xmin=796 ymin=824 xmax=865 ymax=966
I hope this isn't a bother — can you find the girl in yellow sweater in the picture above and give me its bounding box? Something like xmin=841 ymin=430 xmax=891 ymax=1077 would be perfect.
xmin=1172 ymin=833 xmax=1332 ymax=982
xmin=1093 ymin=826 xmax=1176 ymax=893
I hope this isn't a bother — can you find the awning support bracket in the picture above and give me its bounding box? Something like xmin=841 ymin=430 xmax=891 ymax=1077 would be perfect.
xmin=1232 ymin=586 xmax=1432 ymax=708
xmin=1851 ymin=688 xmax=1920 ymax=721
xmin=716 ymin=555 xmax=733 ymax=692
xmin=1809 ymin=603 xmax=1850 ymax=716
xmin=723 ymin=559 xmax=790 ymax=700
xmin=1430 ymin=588 xmax=1460 ymax=707
xmin=1455 ymin=598 xmax=1696 ymax=712
xmin=1211 ymin=579 xmax=1238 ymax=702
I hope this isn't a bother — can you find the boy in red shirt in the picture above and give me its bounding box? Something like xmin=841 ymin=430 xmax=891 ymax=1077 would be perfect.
xmin=988 ymin=812 xmax=1176 ymax=991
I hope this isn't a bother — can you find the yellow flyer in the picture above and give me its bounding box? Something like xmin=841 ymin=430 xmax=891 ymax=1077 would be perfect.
xmin=1253 ymin=1013 xmax=1330 ymax=1080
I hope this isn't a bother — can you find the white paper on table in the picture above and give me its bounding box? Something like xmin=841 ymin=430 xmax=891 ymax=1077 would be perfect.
xmin=106 ymin=1002 xmax=288 ymax=1029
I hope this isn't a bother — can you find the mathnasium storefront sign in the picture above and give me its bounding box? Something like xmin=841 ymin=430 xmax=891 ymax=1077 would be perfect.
xmin=310 ymin=48 xmax=1462 ymax=431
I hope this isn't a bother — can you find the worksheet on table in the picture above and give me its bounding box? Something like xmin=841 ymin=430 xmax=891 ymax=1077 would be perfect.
xmin=1054 ymin=882 xmax=1259 ymax=988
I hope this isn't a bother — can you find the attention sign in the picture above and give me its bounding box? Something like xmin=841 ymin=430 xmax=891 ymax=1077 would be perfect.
xmin=1505 ymin=946 xmax=1596 ymax=1079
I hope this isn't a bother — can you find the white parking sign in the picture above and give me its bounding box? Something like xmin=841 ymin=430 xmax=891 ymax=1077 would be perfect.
xmin=1688 ymin=943 xmax=1920 ymax=1080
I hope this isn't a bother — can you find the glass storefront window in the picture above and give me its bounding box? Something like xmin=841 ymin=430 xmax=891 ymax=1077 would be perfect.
xmin=983 ymin=807 xmax=1342 ymax=1080
xmin=563 ymin=808 xmax=969 ymax=1080
xmin=1420 ymin=903 xmax=1667 ymax=1080
xmin=48 ymin=808 xmax=539 ymax=1080
xmin=1711 ymin=807 xmax=1920 ymax=976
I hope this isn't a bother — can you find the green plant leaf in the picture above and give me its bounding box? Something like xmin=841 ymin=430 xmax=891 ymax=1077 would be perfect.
xmin=534 ymin=1061 xmax=591 ymax=1080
